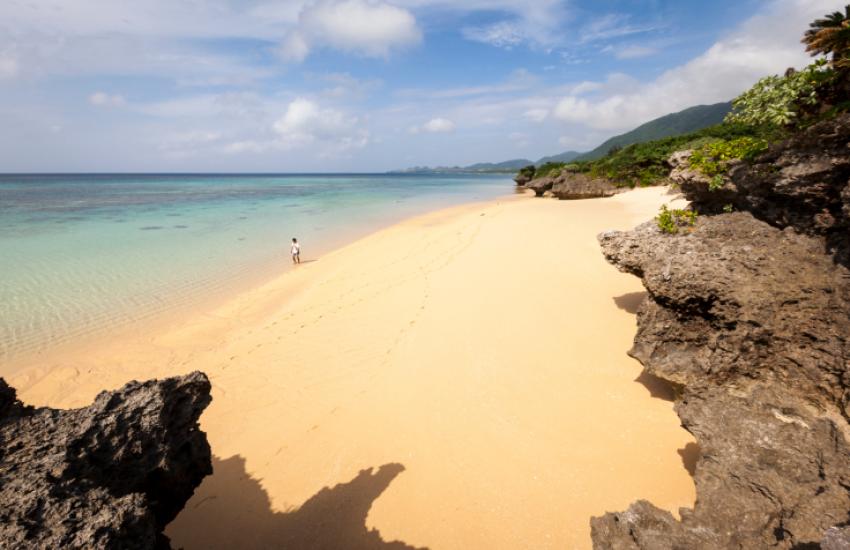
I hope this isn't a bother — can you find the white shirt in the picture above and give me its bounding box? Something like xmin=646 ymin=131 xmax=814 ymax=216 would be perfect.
xmin=291 ymin=242 xmax=301 ymax=255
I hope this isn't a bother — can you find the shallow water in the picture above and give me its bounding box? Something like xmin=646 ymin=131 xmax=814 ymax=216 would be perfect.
xmin=0 ymin=173 xmax=510 ymax=363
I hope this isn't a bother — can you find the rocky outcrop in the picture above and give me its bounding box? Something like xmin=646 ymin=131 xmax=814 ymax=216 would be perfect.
xmin=594 ymin=215 xmax=850 ymax=548
xmin=668 ymin=149 xmax=712 ymax=189
xmin=525 ymin=176 xmax=555 ymax=197
xmin=674 ymin=114 xmax=850 ymax=265
xmin=525 ymin=171 xmax=620 ymax=199
xmin=551 ymin=173 xmax=618 ymax=200
xmin=823 ymin=527 xmax=850 ymax=550
xmin=0 ymin=372 xmax=212 ymax=549
xmin=514 ymin=167 xmax=536 ymax=186
xmin=592 ymin=115 xmax=850 ymax=549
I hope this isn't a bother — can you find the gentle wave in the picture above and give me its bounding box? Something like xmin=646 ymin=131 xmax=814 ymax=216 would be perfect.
xmin=0 ymin=173 xmax=510 ymax=364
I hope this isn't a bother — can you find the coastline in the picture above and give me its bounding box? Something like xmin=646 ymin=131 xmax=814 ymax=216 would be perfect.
xmin=0 ymin=178 xmax=513 ymax=377
xmin=12 ymin=187 xmax=695 ymax=549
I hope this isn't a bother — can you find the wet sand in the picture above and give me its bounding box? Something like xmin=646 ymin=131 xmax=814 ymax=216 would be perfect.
xmin=11 ymin=187 xmax=695 ymax=549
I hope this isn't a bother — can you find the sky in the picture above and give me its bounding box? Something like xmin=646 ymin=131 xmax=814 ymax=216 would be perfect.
xmin=0 ymin=0 xmax=839 ymax=172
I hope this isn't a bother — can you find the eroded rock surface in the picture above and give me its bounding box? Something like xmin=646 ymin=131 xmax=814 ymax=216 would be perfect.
xmin=514 ymin=171 xmax=535 ymax=186
xmin=525 ymin=176 xmax=555 ymax=197
xmin=678 ymin=114 xmax=850 ymax=265
xmin=592 ymin=114 xmax=850 ymax=549
xmin=0 ymin=372 xmax=212 ymax=549
xmin=593 ymin=214 xmax=850 ymax=549
xmin=551 ymin=173 xmax=618 ymax=200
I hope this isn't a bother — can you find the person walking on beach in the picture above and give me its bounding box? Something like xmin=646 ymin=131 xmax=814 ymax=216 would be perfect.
xmin=291 ymin=237 xmax=301 ymax=264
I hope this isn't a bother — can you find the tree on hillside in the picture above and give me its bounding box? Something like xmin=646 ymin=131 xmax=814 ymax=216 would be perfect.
xmin=803 ymin=4 xmax=850 ymax=68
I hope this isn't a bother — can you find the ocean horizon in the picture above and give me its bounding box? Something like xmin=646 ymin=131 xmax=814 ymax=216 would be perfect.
xmin=0 ymin=173 xmax=511 ymax=366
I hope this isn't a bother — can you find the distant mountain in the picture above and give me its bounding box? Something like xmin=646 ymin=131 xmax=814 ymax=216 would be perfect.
xmin=392 ymin=101 xmax=733 ymax=174
xmin=390 ymin=158 xmax=533 ymax=174
xmin=535 ymin=151 xmax=582 ymax=165
xmin=464 ymin=158 xmax=535 ymax=171
xmin=574 ymin=102 xmax=733 ymax=162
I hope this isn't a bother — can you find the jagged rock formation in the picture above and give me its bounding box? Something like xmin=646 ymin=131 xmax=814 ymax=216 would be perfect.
xmin=672 ymin=114 xmax=850 ymax=265
xmin=551 ymin=173 xmax=618 ymax=200
xmin=524 ymin=171 xmax=619 ymax=199
xmin=592 ymin=116 xmax=850 ymax=549
xmin=514 ymin=170 xmax=535 ymax=186
xmin=525 ymin=176 xmax=555 ymax=197
xmin=0 ymin=372 xmax=212 ymax=549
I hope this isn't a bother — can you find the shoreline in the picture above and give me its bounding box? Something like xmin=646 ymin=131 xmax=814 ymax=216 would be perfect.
xmin=12 ymin=187 xmax=694 ymax=550
xmin=1 ymin=186 xmax=515 ymax=379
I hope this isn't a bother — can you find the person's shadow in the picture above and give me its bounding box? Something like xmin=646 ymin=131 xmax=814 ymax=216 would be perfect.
xmin=167 ymin=456 xmax=426 ymax=550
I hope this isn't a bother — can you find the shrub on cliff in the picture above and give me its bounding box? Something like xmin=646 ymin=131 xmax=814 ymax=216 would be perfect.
xmin=516 ymin=165 xmax=536 ymax=181
xmin=725 ymin=59 xmax=834 ymax=127
xmin=689 ymin=137 xmax=769 ymax=177
xmin=574 ymin=123 xmax=764 ymax=188
xmin=725 ymin=5 xmax=850 ymax=130
xmin=655 ymin=205 xmax=697 ymax=234
xmin=535 ymin=161 xmax=568 ymax=179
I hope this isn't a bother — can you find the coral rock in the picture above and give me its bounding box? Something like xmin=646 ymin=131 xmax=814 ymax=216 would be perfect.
xmin=0 ymin=372 xmax=212 ymax=549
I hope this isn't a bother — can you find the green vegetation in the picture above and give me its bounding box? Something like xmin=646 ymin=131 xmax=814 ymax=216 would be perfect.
xmin=536 ymin=151 xmax=582 ymax=165
xmin=656 ymin=205 xmax=698 ymax=234
xmin=689 ymin=137 xmax=769 ymax=178
xmin=726 ymin=4 xmax=850 ymax=129
xmin=804 ymin=5 xmax=850 ymax=69
xmin=726 ymin=59 xmax=834 ymax=126
xmin=534 ymin=161 xmax=569 ymax=179
xmin=516 ymin=6 xmax=850 ymax=189
xmin=710 ymin=175 xmax=725 ymax=191
xmin=567 ymin=123 xmax=766 ymax=188
xmin=516 ymin=165 xmax=536 ymax=181
xmin=576 ymin=102 xmax=733 ymax=162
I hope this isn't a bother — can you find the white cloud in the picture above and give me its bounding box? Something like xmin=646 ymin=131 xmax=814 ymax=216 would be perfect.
xmin=579 ymin=14 xmax=661 ymax=44
xmin=554 ymin=0 xmax=835 ymax=131
xmin=157 ymin=130 xmax=223 ymax=157
xmin=401 ymin=0 xmax=567 ymax=49
xmin=509 ymin=131 xmax=529 ymax=148
xmin=278 ymin=32 xmax=311 ymax=63
xmin=523 ymin=108 xmax=548 ymax=122
xmin=0 ymin=53 xmax=17 ymax=79
xmin=162 ymin=131 xmax=222 ymax=147
xmin=568 ymin=81 xmax=605 ymax=95
xmin=410 ymin=117 xmax=456 ymax=134
xmin=462 ymin=22 xmax=524 ymax=49
xmin=613 ymin=45 xmax=659 ymax=60
xmin=221 ymin=98 xmax=370 ymax=157
xmin=280 ymin=0 xmax=422 ymax=62
xmin=138 ymin=92 xmax=268 ymax=119
xmin=316 ymin=72 xmax=383 ymax=99
xmin=89 ymin=92 xmax=126 ymax=107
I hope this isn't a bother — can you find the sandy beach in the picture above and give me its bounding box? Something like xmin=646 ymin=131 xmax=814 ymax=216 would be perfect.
xmin=10 ymin=187 xmax=695 ymax=549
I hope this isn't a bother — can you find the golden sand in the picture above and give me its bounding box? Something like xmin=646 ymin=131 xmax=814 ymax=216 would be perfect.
xmin=11 ymin=187 xmax=695 ymax=549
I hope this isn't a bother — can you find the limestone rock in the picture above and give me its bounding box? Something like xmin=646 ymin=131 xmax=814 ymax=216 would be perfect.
xmin=594 ymin=214 xmax=850 ymax=549
xmin=677 ymin=114 xmax=850 ymax=265
xmin=823 ymin=527 xmax=850 ymax=550
xmin=0 ymin=372 xmax=212 ymax=549
xmin=551 ymin=173 xmax=618 ymax=200
xmin=525 ymin=176 xmax=555 ymax=197
xmin=514 ymin=169 xmax=535 ymax=186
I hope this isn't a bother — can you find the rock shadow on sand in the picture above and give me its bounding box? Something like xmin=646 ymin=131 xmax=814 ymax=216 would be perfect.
xmin=613 ymin=291 xmax=647 ymax=314
xmin=635 ymin=371 xmax=676 ymax=402
xmin=167 ymin=455 xmax=426 ymax=550
xmin=678 ymin=442 xmax=701 ymax=477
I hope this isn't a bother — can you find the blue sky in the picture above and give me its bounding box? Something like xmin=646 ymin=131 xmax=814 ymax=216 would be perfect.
xmin=0 ymin=0 xmax=837 ymax=172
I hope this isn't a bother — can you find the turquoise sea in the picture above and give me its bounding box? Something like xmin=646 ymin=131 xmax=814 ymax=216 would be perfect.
xmin=0 ymin=173 xmax=511 ymax=364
